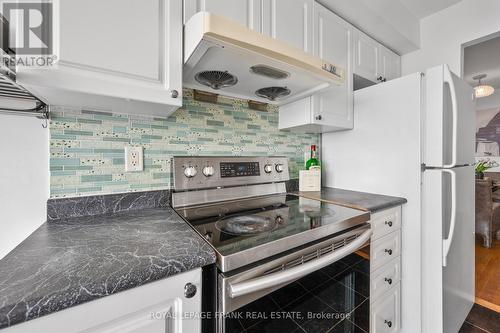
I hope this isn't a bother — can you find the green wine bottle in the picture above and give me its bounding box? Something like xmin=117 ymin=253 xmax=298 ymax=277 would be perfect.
xmin=306 ymin=145 xmax=320 ymax=170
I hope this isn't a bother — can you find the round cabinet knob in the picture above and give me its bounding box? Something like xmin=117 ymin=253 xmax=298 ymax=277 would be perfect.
xmin=170 ymin=90 xmax=179 ymax=98
xmin=384 ymin=277 xmax=393 ymax=285
xmin=385 ymin=221 xmax=393 ymax=227
xmin=184 ymin=283 xmax=197 ymax=298
xmin=264 ymin=164 xmax=273 ymax=173
xmin=202 ymin=166 xmax=214 ymax=177
xmin=184 ymin=166 xmax=197 ymax=178
xmin=384 ymin=248 xmax=393 ymax=255
xmin=275 ymin=163 xmax=284 ymax=173
xmin=384 ymin=320 xmax=393 ymax=328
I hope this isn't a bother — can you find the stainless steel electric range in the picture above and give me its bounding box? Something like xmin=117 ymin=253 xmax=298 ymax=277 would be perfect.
xmin=171 ymin=156 xmax=371 ymax=333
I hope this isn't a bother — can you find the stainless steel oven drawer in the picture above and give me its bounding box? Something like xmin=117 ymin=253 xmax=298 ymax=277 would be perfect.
xmin=218 ymin=224 xmax=372 ymax=314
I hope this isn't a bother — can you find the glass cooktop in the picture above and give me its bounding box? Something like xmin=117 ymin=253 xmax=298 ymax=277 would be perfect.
xmin=175 ymin=194 xmax=370 ymax=262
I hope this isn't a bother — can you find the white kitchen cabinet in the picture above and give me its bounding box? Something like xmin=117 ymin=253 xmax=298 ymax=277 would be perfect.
xmin=353 ymin=29 xmax=379 ymax=83
xmin=279 ymin=2 xmax=352 ymax=132
xmin=353 ymin=29 xmax=401 ymax=84
xmin=17 ymin=0 xmax=183 ymax=117
xmin=378 ymin=45 xmax=401 ymax=82
xmin=183 ymin=0 xmax=262 ymax=32
xmin=261 ymin=0 xmax=314 ymax=53
xmin=4 ymin=269 xmax=202 ymax=333
xmin=370 ymin=283 xmax=401 ymax=333
xmin=368 ymin=206 xmax=402 ymax=333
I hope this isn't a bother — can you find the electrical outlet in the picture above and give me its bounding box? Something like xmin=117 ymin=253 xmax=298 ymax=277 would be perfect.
xmin=125 ymin=146 xmax=143 ymax=172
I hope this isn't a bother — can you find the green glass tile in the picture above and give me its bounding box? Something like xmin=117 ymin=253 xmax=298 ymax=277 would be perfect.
xmin=51 ymin=158 xmax=80 ymax=166
xmin=51 ymin=171 xmax=77 ymax=176
xmin=150 ymin=124 xmax=169 ymax=130
xmin=77 ymin=118 xmax=103 ymax=124
xmin=81 ymin=175 xmax=113 ymax=182
xmin=112 ymin=158 xmax=125 ymax=165
xmin=207 ymin=120 xmax=224 ymax=127
xmin=50 ymin=166 xmax=63 ymax=171
xmin=51 ymin=134 xmax=77 ymax=140
xmin=94 ymin=148 xmax=124 ymax=154
xmin=103 ymin=137 xmax=131 ymax=143
xmin=64 ymin=148 xmax=93 ymax=154
xmin=142 ymin=134 xmax=162 ymax=140
xmin=131 ymin=123 xmax=151 ymax=129
xmin=77 ymin=187 xmax=102 ymax=193
xmin=64 ymin=165 xmax=93 ymax=171
xmin=152 ymin=172 xmax=169 ymax=179
xmin=64 ymin=130 xmax=93 ymax=136
xmin=113 ymin=126 xmax=128 ymax=133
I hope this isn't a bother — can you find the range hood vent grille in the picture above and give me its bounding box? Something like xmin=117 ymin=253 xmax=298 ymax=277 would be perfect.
xmin=255 ymin=87 xmax=291 ymax=101
xmin=250 ymin=65 xmax=290 ymax=80
xmin=195 ymin=70 xmax=238 ymax=90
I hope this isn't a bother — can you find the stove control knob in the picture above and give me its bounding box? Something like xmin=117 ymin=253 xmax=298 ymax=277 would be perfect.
xmin=202 ymin=166 xmax=214 ymax=177
xmin=184 ymin=166 xmax=197 ymax=178
xmin=264 ymin=164 xmax=273 ymax=173
xmin=275 ymin=163 xmax=284 ymax=173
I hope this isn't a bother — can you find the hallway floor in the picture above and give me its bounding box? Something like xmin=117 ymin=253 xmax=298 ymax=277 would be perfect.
xmin=459 ymin=304 xmax=500 ymax=332
xmin=475 ymin=239 xmax=500 ymax=312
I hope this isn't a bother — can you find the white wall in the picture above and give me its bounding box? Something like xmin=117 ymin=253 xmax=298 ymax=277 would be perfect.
xmin=0 ymin=114 xmax=49 ymax=259
xmin=402 ymin=0 xmax=500 ymax=76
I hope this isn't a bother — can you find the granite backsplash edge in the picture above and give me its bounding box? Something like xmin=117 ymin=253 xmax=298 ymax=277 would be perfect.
xmin=47 ymin=179 xmax=299 ymax=221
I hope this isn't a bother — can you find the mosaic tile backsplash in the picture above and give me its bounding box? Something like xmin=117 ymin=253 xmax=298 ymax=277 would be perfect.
xmin=49 ymin=90 xmax=320 ymax=198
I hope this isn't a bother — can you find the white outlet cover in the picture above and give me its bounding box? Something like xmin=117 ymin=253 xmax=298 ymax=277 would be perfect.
xmin=125 ymin=146 xmax=144 ymax=172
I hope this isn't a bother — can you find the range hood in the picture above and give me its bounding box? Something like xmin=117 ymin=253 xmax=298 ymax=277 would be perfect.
xmin=0 ymin=15 xmax=48 ymax=119
xmin=184 ymin=12 xmax=345 ymax=105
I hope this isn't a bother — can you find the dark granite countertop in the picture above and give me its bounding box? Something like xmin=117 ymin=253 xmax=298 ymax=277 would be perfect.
xmin=294 ymin=187 xmax=407 ymax=212
xmin=0 ymin=207 xmax=216 ymax=329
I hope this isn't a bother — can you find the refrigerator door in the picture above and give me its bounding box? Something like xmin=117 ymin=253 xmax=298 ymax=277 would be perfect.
xmin=421 ymin=165 xmax=474 ymax=333
xmin=424 ymin=65 xmax=475 ymax=168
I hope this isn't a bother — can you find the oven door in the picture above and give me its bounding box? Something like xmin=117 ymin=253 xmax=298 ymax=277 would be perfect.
xmin=218 ymin=224 xmax=371 ymax=314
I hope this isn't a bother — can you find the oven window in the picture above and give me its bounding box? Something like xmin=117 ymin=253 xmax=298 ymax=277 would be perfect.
xmin=221 ymin=253 xmax=369 ymax=333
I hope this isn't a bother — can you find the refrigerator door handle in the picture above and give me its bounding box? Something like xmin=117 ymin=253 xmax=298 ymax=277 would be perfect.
xmin=442 ymin=169 xmax=457 ymax=267
xmin=443 ymin=67 xmax=458 ymax=168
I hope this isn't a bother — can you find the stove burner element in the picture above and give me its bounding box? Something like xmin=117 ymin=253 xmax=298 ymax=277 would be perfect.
xmin=216 ymin=215 xmax=276 ymax=235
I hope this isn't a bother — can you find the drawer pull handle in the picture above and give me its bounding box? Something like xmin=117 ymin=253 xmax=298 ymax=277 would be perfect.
xmin=184 ymin=283 xmax=197 ymax=298
xmin=385 ymin=221 xmax=393 ymax=227
xmin=384 ymin=277 xmax=393 ymax=285
xmin=384 ymin=320 xmax=393 ymax=328
xmin=384 ymin=249 xmax=393 ymax=255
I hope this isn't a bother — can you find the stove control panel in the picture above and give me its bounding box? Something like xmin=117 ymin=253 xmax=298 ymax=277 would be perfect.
xmin=220 ymin=162 xmax=260 ymax=178
xmin=172 ymin=156 xmax=289 ymax=191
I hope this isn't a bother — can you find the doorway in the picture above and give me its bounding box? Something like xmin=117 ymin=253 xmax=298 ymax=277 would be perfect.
xmin=463 ymin=32 xmax=500 ymax=312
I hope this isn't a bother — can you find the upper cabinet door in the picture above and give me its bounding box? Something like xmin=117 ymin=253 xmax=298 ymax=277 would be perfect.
xmin=311 ymin=2 xmax=353 ymax=129
xmin=17 ymin=0 xmax=183 ymax=116
xmin=378 ymin=46 xmax=401 ymax=82
xmin=353 ymin=30 xmax=379 ymax=83
xmin=262 ymin=0 xmax=314 ymax=53
xmin=183 ymin=0 xmax=261 ymax=32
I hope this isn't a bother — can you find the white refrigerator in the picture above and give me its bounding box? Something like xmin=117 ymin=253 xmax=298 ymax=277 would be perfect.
xmin=322 ymin=65 xmax=475 ymax=333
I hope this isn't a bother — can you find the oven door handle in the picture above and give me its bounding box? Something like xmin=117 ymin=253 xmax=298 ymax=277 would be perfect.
xmin=227 ymin=228 xmax=372 ymax=298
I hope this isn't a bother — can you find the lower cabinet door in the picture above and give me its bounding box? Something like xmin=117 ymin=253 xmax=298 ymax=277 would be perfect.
xmin=370 ymin=283 xmax=401 ymax=333
xmin=4 ymin=269 xmax=202 ymax=333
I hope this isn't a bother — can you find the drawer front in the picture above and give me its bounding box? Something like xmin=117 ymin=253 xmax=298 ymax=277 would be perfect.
xmin=370 ymin=256 xmax=401 ymax=301
xmin=370 ymin=283 xmax=401 ymax=333
xmin=370 ymin=207 xmax=401 ymax=241
xmin=371 ymin=230 xmax=401 ymax=271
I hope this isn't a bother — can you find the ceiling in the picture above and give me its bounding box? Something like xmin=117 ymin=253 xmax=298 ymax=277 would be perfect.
xmin=464 ymin=35 xmax=500 ymax=110
xmin=318 ymin=0 xmax=464 ymax=54
xmin=399 ymin=0 xmax=462 ymax=19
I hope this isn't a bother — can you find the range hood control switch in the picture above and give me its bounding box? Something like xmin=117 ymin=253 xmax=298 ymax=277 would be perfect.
xmin=203 ymin=166 xmax=214 ymax=177
xmin=275 ymin=164 xmax=284 ymax=173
